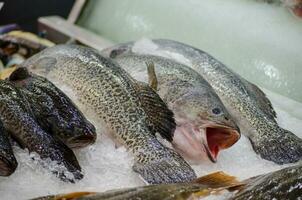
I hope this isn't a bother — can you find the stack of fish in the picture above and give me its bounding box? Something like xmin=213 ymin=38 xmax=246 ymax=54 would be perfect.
xmin=0 ymin=66 xmax=96 ymax=182
xmin=0 ymin=37 xmax=301 ymax=199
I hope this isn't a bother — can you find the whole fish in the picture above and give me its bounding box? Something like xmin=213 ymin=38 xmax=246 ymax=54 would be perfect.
xmin=0 ymin=80 xmax=83 ymax=182
xmin=0 ymin=120 xmax=18 ymax=176
xmin=104 ymin=39 xmax=302 ymax=165
xmin=21 ymin=44 xmax=196 ymax=184
xmin=32 ymin=163 xmax=302 ymax=200
xmin=31 ymin=172 xmax=242 ymax=200
xmin=106 ymin=53 xmax=240 ymax=163
xmin=9 ymin=67 xmax=96 ymax=148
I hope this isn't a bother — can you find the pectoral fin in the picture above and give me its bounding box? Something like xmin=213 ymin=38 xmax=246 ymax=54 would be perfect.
xmin=193 ymin=171 xmax=244 ymax=190
xmin=135 ymin=81 xmax=176 ymax=142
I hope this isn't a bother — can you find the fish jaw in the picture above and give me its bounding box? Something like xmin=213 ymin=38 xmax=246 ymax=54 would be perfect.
xmin=172 ymin=122 xmax=240 ymax=163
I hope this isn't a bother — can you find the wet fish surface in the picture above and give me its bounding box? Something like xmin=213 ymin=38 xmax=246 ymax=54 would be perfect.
xmin=21 ymin=44 xmax=196 ymax=184
xmin=231 ymin=162 xmax=302 ymax=199
xmin=105 ymin=39 xmax=302 ymax=165
xmin=104 ymin=52 xmax=240 ymax=163
xmin=0 ymin=120 xmax=17 ymax=176
xmin=0 ymin=80 xmax=83 ymax=182
xmin=30 ymin=172 xmax=241 ymax=200
xmin=9 ymin=67 xmax=96 ymax=149
xmin=31 ymin=163 xmax=302 ymax=200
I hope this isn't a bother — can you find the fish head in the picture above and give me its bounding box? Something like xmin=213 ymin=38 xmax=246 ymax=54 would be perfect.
xmin=102 ymin=44 xmax=132 ymax=58
xmin=53 ymin=119 xmax=97 ymax=149
xmin=169 ymin=89 xmax=240 ymax=163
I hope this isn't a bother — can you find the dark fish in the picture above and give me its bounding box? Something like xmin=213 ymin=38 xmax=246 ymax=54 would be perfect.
xmin=21 ymin=44 xmax=196 ymax=184
xmin=105 ymin=39 xmax=302 ymax=165
xmin=9 ymin=67 xmax=96 ymax=148
xmin=0 ymin=120 xmax=18 ymax=176
xmin=0 ymin=80 xmax=83 ymax=182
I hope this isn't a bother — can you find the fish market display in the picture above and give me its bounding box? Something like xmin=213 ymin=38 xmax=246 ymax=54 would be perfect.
xmin=0 ymin=31 xmax=54 ymax=68
xmin=104 ymin=39 xmax=302 ymax=165
xmin=104 ymin=53 xmax=240 ymax=163
xmin=0 ymin=80 xmax=83 ymax=182
xmin=9 ymin=67 xmax=96 ymax=149
xmin=21 ymin=44 xmax=197 ymax=184
xmin=0 ymin=120 xmax=18 ymax=176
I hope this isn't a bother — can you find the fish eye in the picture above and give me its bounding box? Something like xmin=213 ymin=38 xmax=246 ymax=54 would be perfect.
xmin=212 ymin=108 xmax=221 ymax=115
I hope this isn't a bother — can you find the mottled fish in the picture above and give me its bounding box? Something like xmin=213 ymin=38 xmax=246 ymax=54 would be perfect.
xmin=21 ymin=44 xmax=196 ymax=184
xmin=0 ymin=80 xmax=83 ymax=182
xmin=104 ymin=39 xmax=302 ymax=165
xmin=9 ymin=67 xmax=96 ymax=148
xmin=0 ymin=120 xmax=17 ymax=176
xmin=103 ymin=52 xmax=240 ymax=163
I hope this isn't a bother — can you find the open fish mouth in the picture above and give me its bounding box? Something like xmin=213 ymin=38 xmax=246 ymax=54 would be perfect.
xmin=172 ymin=123 xmax=240 ymax=163
xmin=203 ymin=125 xmax=241 ymax=163
xmin=66 ymin=134 xmax=96 ymax=149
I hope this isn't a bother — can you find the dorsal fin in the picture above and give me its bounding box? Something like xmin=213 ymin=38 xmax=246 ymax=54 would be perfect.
xmin=9 ymin=67 xmax=30 ymax=81
xmin=146 ymin=61 xmax=158 ymax=91
xmin=244 ymin=81 xmax=277 ymax=120
xmin=54 ymin=192 xmax=96 ymax=200
xmin=135 ymin=81 xmax=176 ymax=142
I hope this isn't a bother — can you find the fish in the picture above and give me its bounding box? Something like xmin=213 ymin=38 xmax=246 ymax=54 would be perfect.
xmin=231 ymin=163 xmax=302 ymax=199
xmin=30 ymin=172 xmax=242 ymax=200
xmin=31 ymin=163 xmax=302 ymax=200
xmin=9 ymin=67 xmax=97 ymax=149
xmin=103 ymin=52 xmax=240 ymax=163
xmin=21 ymin=44 xmax=196 ymax=184
xmin=0 ymin=120 xmax=18 ymax=176
xmin=0 ymin=80 xmax=83 ymax=182
xmin=104 ymin=39 xmax=302 ymax=165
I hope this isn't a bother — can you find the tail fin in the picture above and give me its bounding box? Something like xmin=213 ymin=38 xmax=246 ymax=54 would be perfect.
xmin=250 ymin=126 xmax=302 ymax=164
xmin=133 ymin=148 xmax=196 ymax=184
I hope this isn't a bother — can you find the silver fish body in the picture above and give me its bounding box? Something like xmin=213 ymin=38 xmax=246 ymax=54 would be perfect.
xmin=104 ymin=39 xmax=302 ymax=164
xmin=108 ymin=53 xmax=240 ymax=163
xmin=21 ymin=44 xmax=196 ymax=184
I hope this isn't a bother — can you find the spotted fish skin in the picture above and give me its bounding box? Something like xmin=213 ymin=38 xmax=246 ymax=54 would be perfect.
xmin=0 ymin=120 xmax=17 ymax=176
xmin=9 ymin=67 xmax=96 ymax=149
xmin=232 ymin=163 xmax=302 ymax=200
xmin=22 ymin=44 xmax=196 ymax=184
xmin=104 ymin=39 xmax=302 ymax=165
xmin=0 ymin=80 xmax=83 ymax=182
xmin=107 ymin=53 xmax=240 ymax=163
xmin=152 ymin=39 xmax=302 ymax=164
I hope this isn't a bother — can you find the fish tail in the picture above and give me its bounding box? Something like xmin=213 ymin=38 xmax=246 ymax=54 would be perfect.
xmin=249 ymin=124 xmax=302 ymax=164
xmin=133 ymin=147 xmax=196 ymax=184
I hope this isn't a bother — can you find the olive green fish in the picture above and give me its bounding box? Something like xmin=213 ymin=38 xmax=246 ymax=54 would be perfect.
xmin=30 ymin=172 xmax=242 ymax=200
xmin=9 ymin=67 xmax=96 ymax=148
xmin=104 ymin=39 xmax=302 ymax=165
xmin=21 ymin=44 xmax=196 ymax=184
xmin=0 ymin=80 xmax=83 ymax=182
xmin=31 ymin=163 xmax=302 ymax=200
xmin=104 ymin=53 xmax=240 ymax=163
